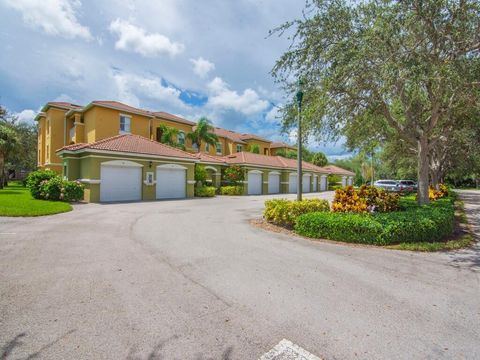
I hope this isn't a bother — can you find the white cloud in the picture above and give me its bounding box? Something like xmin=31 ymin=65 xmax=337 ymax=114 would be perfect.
xmin=265 ymin=105 xmax=282 ymax=123
xmin=3 ymin=0 xmax=92 ymax=40
xmin=109 ymin=19 xmax=184 ymax=57
xmin=190 ymin=57 xmax=215 ymax=78
xmin=206 ymin=77 xmax=269 ymax=116
xmin=14 ymin=109 xmax=36 ymax=123
xmin=111 ymin=71 xmax=185 ymax=109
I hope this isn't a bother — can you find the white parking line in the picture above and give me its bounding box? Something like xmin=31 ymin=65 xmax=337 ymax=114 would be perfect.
xmin=259 ymin=339 xmax=322 ymax=360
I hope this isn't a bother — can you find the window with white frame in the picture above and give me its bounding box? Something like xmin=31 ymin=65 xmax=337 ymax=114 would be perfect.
xmin=216 ymin=142 xmax=222 ymax=155
xmin=236 ymin=144 xmax=242 ymax=152
xmin=178 ymin=131 xmax=185 ymax=145
xmin=119 ymin=115 xmax=131 ymax=133
xmin=192 ymin=142 xmax=199 ymax=151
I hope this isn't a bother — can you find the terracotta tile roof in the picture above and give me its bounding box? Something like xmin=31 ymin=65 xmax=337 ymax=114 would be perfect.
xmin=91 ymin=101 xmax=153 ymax=117
xmin=239 ymin=133 xmax=271 ymax=143
xmin=214 ymin=128 xmax=247 ymax=144
xmin=223 ymin=152 xmax=327 ymax=172
xmin=270 ymin=141 xmax=296 ymax=150
xmin=321 ymin=165 xmax=355 ymax=176
xmin=42 ymin=102 xmax=83 ymax=112
xmin=58 ymin=134 xmax=197 ymax=160
xmin=193 ymin=152 xmax=226 ymax=164
xmin=153 ymin=111 xmax=195 ymax=126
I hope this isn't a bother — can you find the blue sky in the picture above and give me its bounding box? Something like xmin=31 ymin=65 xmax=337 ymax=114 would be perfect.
xmin=0 ymin=0 xmax=351 ymax=159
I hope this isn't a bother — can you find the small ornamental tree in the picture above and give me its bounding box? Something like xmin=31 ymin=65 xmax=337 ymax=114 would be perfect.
xmin=249 ymin=144 xmax=260 ymax=154
xmin=223 ymin=165 xmax=244 ymax=185
xmin=194 ymin=164 xmax=208 ymax=185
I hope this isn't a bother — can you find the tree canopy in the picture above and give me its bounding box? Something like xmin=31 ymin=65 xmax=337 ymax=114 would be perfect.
xmin=272 ymin=0 xmax=480 ymax=203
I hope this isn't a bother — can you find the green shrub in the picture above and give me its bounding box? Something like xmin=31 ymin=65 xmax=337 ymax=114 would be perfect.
xmin=26 ymin=170 xmax=57 ymax=199
xmin=264 ymin=198 xmax=330 ymax=228
xmin=194 ymin=164 xmax=208 ymax=183
xmin=295 ymin=197 xmax=455 ymax=245
xmin=220 ymin=186 xmax=243 ymax=195
xmin=62 ymin=180 xmax=85 ymax=201
xmin=296 ymin=212 xmax=384 ymax=244
xmin=195 ymin=186 xmax=216 ymax=197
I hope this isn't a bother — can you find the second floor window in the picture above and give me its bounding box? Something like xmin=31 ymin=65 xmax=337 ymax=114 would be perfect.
xmin=236 ymin=144 xmax=242 ymax=152
xmin=178 ymin=131 xmax=185 ymax=145
xmin=120 ymin=115 xmax=131 ymax=133
xmin=216 ymin=142 xmax=222 ymax=155
xmin=205 ymin=143 xmax=210 ymax=152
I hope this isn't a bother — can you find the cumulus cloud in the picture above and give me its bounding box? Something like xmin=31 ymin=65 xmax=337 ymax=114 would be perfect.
xmin=265 ymin=105 xmax=282 ymax=123
xmin=206 ymin=77 xmax=269 ymax=116
xmin=109 ymin=19 xmax=184 ymax=57
xmin=111 ymin=71 xmax=185 ymax=109
xmin=14 ymin=109 xmax=36 ymax=123
xmin=3 ymin=0 xmax=92 ymax=40
xmin=190 ymin=57 xmax=215 ymax=78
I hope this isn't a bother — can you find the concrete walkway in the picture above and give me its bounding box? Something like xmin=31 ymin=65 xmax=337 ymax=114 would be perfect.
xmin=1 ymin=191 xmax=479 ymax=360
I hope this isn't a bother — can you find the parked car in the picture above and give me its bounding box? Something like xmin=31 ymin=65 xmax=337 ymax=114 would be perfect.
xmin=373 ymin=180 xmax=400 ymax=192
xmin=397 ymin=180 xmax=417 ymax=192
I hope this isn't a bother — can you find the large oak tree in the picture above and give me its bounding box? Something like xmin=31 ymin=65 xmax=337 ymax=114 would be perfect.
xmin=271 ymin=0 xmax=480 ymax=204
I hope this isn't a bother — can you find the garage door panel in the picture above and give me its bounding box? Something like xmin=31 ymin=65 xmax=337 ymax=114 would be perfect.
xmin=302 ymin=175 xmax=311 ymax=193
xmin=313 ymin=176 xmax=318 ymax=192
xmin=248 ymin=172 xmax=262 ymax=195
xmin=156 ymin=168 xmax=186 ymax=199
xmin=100 ymin=165 xmax=142 ymax=202
xmin=288 ymin=174 xmax=297 ymax=193
xmin=268 ymin=173 xmax=280 ymax=194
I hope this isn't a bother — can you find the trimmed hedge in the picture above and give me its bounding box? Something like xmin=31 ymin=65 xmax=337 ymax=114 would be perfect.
xmin=195 ymin=186 xmax=216 ymax=197
xmin=295 ymin=197 xmax=455 ymax=245
xmin=220 ymin=186 xmax=243 ymax=195
xmin=264 ymin=198 xmax=330 ymax=228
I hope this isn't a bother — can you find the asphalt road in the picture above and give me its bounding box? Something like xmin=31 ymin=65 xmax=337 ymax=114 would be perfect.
xmin=1 ymin=191 xmax=479 ymax=360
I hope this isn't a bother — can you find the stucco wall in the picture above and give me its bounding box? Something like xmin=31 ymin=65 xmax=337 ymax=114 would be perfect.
xmin=64 ymin=153 xmax=196 ymax=202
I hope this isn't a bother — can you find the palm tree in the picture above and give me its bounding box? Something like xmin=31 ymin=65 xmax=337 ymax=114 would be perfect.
xmin=157 ymin=124 xmax=181 ymax=148
xmin=187 ymin=117 xmax=218 ymax=152
xmin=0 ymin=123 xmax=18 ymax=188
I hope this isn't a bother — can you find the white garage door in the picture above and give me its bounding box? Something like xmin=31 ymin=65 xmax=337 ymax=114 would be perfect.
xmin=288 ymin=173 xmax=297 ymax=193
xmin=313 ymin=175 xmax=318 ymax=192
xmin=302 ymin=174 xmax=311 ymax=193
xmin=156 ymin=166 xmax=186 ymax=199
xmin=268 ymin=173 xmax=280 ymax=194
xmin=248 ymin=171 xmax=262 ymax=195
xmin=100 ymin=162 xmax=142 ymax=202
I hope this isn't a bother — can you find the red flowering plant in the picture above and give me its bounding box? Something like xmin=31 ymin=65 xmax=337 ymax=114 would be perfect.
xmin=223 ymin=165 xmax=244 ymax=185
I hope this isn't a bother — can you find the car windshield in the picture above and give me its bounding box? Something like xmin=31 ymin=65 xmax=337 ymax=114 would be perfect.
xmin=378 ymin=181 xmax=397 ymax=185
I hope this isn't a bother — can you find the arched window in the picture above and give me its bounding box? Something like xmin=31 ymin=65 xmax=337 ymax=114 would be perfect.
xmin=178 ymin=131 xmax=185 ymax=145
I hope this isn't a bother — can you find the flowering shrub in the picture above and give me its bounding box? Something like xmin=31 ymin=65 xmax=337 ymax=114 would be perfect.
xmin=195 ymin=186 xmax=216 ymax=197
xmin=358 ymin=185 xmax=400 ymax=212
xmin=26 ymin=170 xmax=84 ymax=202
xmin=418 ymin=184 xmax=450 ymax=201
xmin=219 ymin=186 xmax=243 ymax=195
xmin=332 ymin=185 xmax=399 ymax=213
xmin=223 ymin=165 xmax=244 ymax=185
xmin=264 ymin=198 xmax=330 ymax=228
xmin=332 ymin=186 xmax=368 ymax=213
xmin=26 ymin=170 xmax=57 ymax=199
xmin=38 ymin=177 xmax=84 ymax=202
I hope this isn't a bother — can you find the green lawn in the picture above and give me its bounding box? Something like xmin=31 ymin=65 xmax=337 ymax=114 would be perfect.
xmin=0 ymin=182 xmax=72 ymax=217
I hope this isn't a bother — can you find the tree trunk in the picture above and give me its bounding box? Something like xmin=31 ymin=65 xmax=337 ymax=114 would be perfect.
xmin=430 ymin=169 xmax=440 ymax=189
xmin=417 ymin=136 xmax=430 ymax=205
xmin=0 ymin=154 xmax=4 ymax=189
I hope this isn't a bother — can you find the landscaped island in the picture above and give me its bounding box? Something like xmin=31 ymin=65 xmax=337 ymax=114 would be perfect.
xmin=264 ymin=185 xmax=470 ymax=251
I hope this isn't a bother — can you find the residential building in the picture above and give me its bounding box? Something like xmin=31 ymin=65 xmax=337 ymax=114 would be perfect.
xmin=36 ymin=100 xmax=355 ymax=202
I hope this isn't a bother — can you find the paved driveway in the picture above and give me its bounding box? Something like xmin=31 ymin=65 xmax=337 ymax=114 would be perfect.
xmin=1 ymin=191 xmax=479 ymax=360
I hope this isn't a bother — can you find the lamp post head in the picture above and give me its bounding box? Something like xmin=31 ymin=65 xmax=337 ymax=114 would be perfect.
xmin=295 ymin=78 xmax=304 ymax=106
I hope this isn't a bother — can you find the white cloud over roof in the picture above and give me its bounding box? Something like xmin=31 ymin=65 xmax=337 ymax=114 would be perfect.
xmin=207 ymin=77 xmax=269 ymax=116
xmin=109 ymin=19 xmax=184 ymax=57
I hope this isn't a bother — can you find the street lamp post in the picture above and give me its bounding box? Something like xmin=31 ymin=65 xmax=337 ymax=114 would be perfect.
xmin=296 ymin=79 xmax=304 ymax=201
